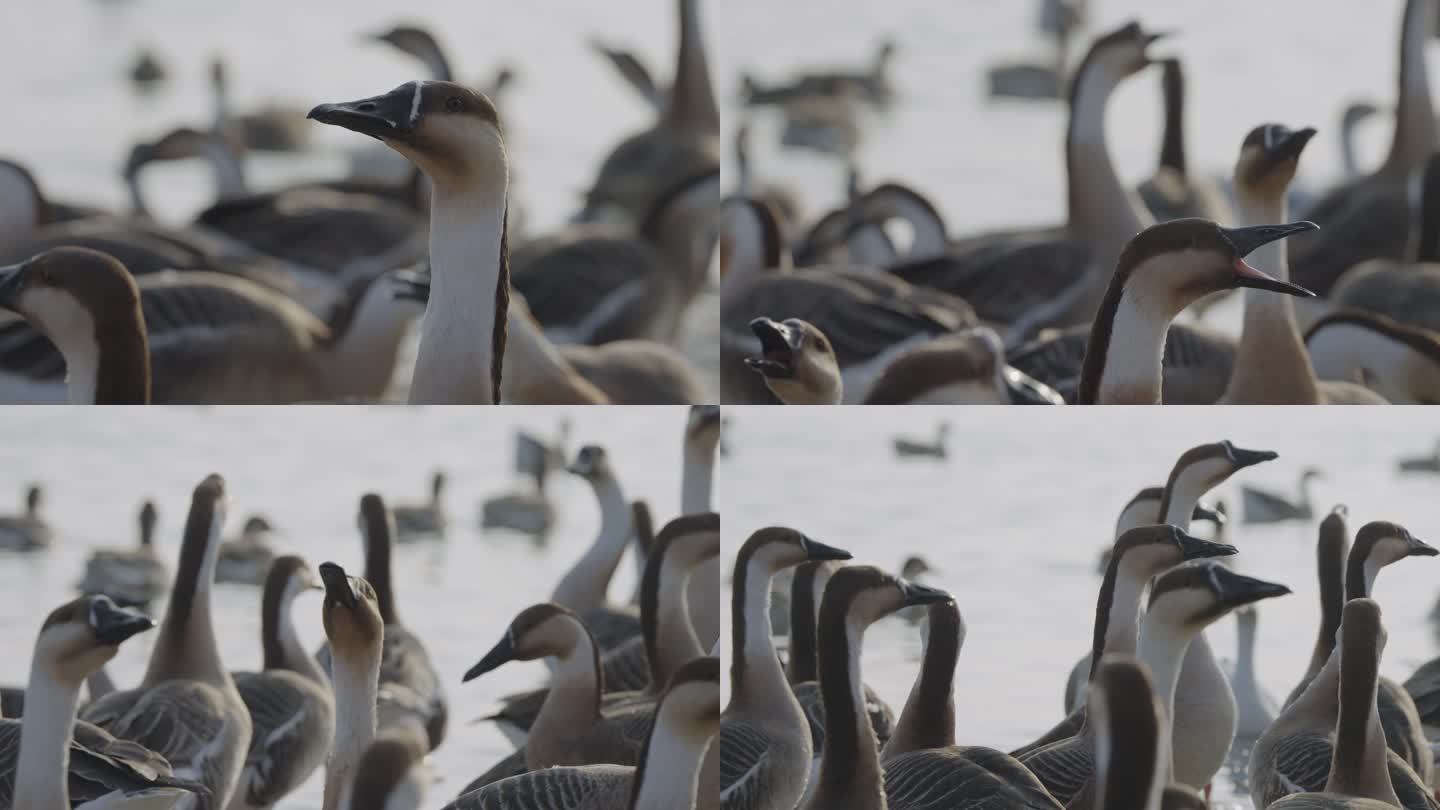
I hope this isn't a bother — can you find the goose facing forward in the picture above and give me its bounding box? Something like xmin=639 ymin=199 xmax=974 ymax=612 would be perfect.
xmin=315 ymin=562 xmax=384 ymax=810
xmin=0 ymin=484 xmax=52 ymax=550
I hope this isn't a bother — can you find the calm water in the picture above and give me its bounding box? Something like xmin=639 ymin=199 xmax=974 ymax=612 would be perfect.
xmin=719 ymin=0 xmax=1419 ymax=336
xmin=0 ymin=406 xmax=698 ymax=810
xmin=719 ymin=407 xmax=1440 ymax=808
xmin=0 ymin=0 xmax=717 ymax=398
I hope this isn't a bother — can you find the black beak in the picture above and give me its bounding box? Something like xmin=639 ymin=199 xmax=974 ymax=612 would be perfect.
xmin=1143 ymin=30 xmax=1173 ymax=47
xmin=0 ymin=262 xmax=25 ymax=311
xmin=308 ymin=85 xmax=418 ymax=143
xmin=464 ymin=631 xmax=517 ymax=682
xmin=801 ymin=536 xmax=853 ymax=562
xmin=1265 ymin=126 xmax=1318 ymax=164
xmin=691 ymin=405 xmax=721 ymax=431
xmin=1191 ymin=502 xmax=1225 ymax=527
xmin=1173 ymin=527 xmax=1238 ymax=561
xmin=746 ymin=317 xmax=802 ymax=379
xmin=900 ymin=581 xmax=952 ymax=608
xmin=1223 ymin=222 xmax=1320 ymax=258
xmin=1405 ymin=531 xmax=1439 ymax=558
xmin=88 ymin=597 xmax=156 ymax=646
xmin=319 ymin=562 xmax=358 ymax=610
xmin=1224 ymin=444 xmax=1280 ymax=469
xmin=1214 ymin=567 xmax=1292 ymax=609
xmin=389 ymin=270 xmax=431 ymax=304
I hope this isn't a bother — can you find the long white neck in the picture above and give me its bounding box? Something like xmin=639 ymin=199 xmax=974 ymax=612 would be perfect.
xmin=1097 ymin=283 xmax=1171 ymax=404
xmin=681 ymin=443 xmax=715 ymax=514
xmin=630 ymin=719 xmax=711 ymax=810
xmin=680 ymin=442 xmax=718 ymax=653
xmin=322 ymin=282 xmax=424 ymax=400
xmin=277 ymin=596 xmax=328 ymax=685
xmin=324 ymin=650 xmax=379 ymax=810
xmin=732 ymin=554 xmax=790 ymax=712
xmin=655 ymin=554 xmax=705 ymax=682
xmin=1234 ymin=614 xmax=1258 ymax=682
xmin=528 ymin=631 xmax=600 ymax=768
xmin=1137 ymin=617 xmax=1195 ymax=784
xmin=410 ymin=189 xmax=506 ymax=404
xmin=1386 ymin=0 xmax=1437 ymax=176
xmin=1307 ymin=323 xmax=1430 ymax=403
xmin=551 ymin=476 xmax=630 ymax=612
xmin=1103 ymin=569 xmax=1149 ymax=657
xmin=14 ymin=663 xmax=82 ymax=810
xmin=60 ymin=334 xmax=100 ymax=405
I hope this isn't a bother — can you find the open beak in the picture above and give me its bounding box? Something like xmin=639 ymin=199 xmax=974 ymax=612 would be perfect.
xmin=746 ymin=317 xmax=803 ymax=379
xmin=308 ymin=85 xmax=417 ymax=144
xmin=0 ymin=262 xmax=25 ymax=311
xmin=464 ymin=631 xmax=517 ymax=682
xmin=88 ymin=597 xmax=156 ymax=646
xmin=319 ymin=562 xmax=358 ymax=610
xmin=900 ymin=581 xmax=952 ymax=608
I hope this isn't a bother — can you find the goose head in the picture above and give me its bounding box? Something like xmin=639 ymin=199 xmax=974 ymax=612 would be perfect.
xmin=319 ymin=562 xmax=384 ymax=668
xmin=566 ymin=444 xmax=614 ymax=483
xmin=1072 ymin=21 xmax=1168 ymax=93
xmin=900 ymin=555 xmax=934 ymax=580
xmin=1352 ymin=520 xmax=1437 ymax=572
xmin=746 ymin=317 xmax=841 ymax=405
xmin=124 ymin=127 xmax=236 ymax=178
xmin=368 ymin=25 xmax=443 ymax=67
xmin=657 ymin=655 xmax=721 ymax=741
xmin=309 ymin=80 xmax=505 ymax=199
xmin=735 ymin=526 xmax=851 ymax=579
xmin=1234 ymin=123 xmax=1317 ymax=203
xmin=242 ymin=515 xmax=275 ymax=540
xmin=25 ymin=485 xmax=42 ymax=515
xmin=1301 ymin=467 xmax=1324 ymax=483
xmin=654 ymin=513 xmax=721 ymax=571
xmin=463 ymin=603 xmax=588 ymax=681
xmin=819 ymin=565 xmax=952 ymax=630
xmin=34 ymin=595 xmax=154 ymax=685
xmin=686 ymin=405 xmax=720 ymax=450
xmin=429 ymin=470 xmax=446 ymax=500
xmin=265 ymin=555 xmax=321 ymax=604
xmin=1166 ymin=440 xmax=1278 ymax=501
xmin=1146 ymin=560 xmax=1291 ymax=631
xmin=1111 ymin=524 xmax=1237 ymax=580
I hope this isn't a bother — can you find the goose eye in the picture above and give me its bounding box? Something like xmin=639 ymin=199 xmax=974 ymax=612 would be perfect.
xmin=445 ymin=96 xmax=463 ymax=113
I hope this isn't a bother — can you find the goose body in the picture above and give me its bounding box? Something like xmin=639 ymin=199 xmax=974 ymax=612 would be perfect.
xmin=1241 ymin=470 xmax=1321 ymax=524
xmin=78 ymin=501 xmax=168 ymax=607
xmin=0 ymin=485 xmax=53 ymax=550
xmin=216 ymin=518 xmax=277 ymax=586
xmin=1304 ymin=311 xmax=1440 ymax=404
xmin=1229 ymin=606 xmax=1280 ymax=739
xmin=391 ymin=472 xmax=446 ymax=541
xmin=550 ymin=446 xmax=641 ymax=651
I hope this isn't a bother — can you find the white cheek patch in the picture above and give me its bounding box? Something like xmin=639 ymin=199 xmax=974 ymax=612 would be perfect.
xmin=410 ymin=81 xmax=426 ymax=127
xmin=19 ymin=287 xmax=94 ymax=343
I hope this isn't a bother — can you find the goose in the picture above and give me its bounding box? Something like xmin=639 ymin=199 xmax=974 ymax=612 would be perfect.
xmin=1250 ymin=523 xmax=1439 ymax=809
xmin=580 ymin=0 xmax=719 ymax=227
xmin=1285 ymin=507 xmax=1350 ymax=708
xmin=1397 ymin=439 xmax=1440 ymax=473
xmin=1075 ymin=217 xmax=1318 ymax=404
xmin=1091 ymin=491 xmax=1226 ymax=576
xmin=78 ymin=500 xmax=168 ymax=607
xmin=475 ymin=512 xmax=720 ymax=754
xmin=720 ymin=527 xmax=851 ymax=810
xmin=1086 ymin=656 xmax=1170 ymax=810
xmin=1017 ymin=523 xmax=1240 ymax=762
xmin=741 ymin=40 xmax=896 ymax=109
xmin=209 ymin=58 xmax=310 ymax=153
xmin=859 ymin=328 xmax=1066 ymax=405
xmin=341 ymin=729 xmax=430 ymax=810
xmin=228 ymin=556 xmax=334 ymax=810
xmin=0 ymin=594 xmax=207 ymax=810
xmin=479 ymin=463 xmax=555 ymax=536
xmin=1241 ymin=468 xmax=1322 ymax=524
xmin=129 ymin=50 xmax=167 ymax=90
xmin=732 ymin=123 xmax=804 ymax=239
xmin=879 ymin=598 xmax=1065 ymax=810
xmin=1023 ymin=561 xmax=1292 ymax=806
xmin=1135 ymin=59 xmax=1232 ymax=224
xmin=893 ymin=423 xmax=948 ymax=459
xmin=1287 ymin=0 xmax=1438 ymax=297
xmin=986 ymin=1 xmax=1075 ymax=102
xmin=1304 ymin=311 xmax=1440 ymax=404
xmin=1402 ymin=650 xmax=1440 ymax=739
xmin=315 ymin=495 xmax=446 ymax=751
xmin=1229 ymin=607 xmax=1281 ymax=739
xmin=80 ymin=474 xmax=254 ymax=808
xmin=0 ymin=483 xmax=53 ymax=550
xmin=894 ymin=557 xmax=935 ymax=624
xmin=315 ymin=562 xmax=384 ymax=810
xmin=216 ymin=517 xmax=277 ymax=586
xmin=0 ymin=247 xmax=425 ymax=404
xmin=1220 ymin=123 xmax=1387 ymax=404
xmin=683 ymin=405 xmax=721 ymax=652
xmin=1339 ymin=102 xmax=1385 ymax=181
xmin=1263 ymin=600 xmax=1432 ymax=810
xmin=449 ymin=656 xmax=720 ymax=810
xmin=390 ymin=471 xmax=446 ymax=541
xmin=368 ymin=25 xmax=515 ymax=102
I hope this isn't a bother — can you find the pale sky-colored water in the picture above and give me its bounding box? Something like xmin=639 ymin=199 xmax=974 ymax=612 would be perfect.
xmin=0 ymin=406 xmax=698 ymax=810
xmin=719 ymin=407 xmax=1440 ymax=808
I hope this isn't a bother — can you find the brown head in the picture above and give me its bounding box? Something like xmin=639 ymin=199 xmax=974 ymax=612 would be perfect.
xmin=566 ymin=444 xmax=614 ymax=482
xmin=1157 ymin=440 xmax=1278 ymax=519
xmin=746 ymin=317 xmax=840 ymax=405
xmin=319 ymin=562 xmax=384 ymax=669
xmin=1234 ymin=123 xmax=1318 ymax=200
xmin=309 ymin=80 xmax=505 ymax=199
xmin=34 ymin=595 xmax=154 ymax=686
xmin=655 ymin=655 xmax=721 ymax=738
xmin=819 ymin=565 xmax=952 ymax=633
xmin=863 ymin=329 xmax=1007 ymax=404
xmin=1146 ymin=560 xmax=1290 ymax=632
xmin=686 ymin=404 xmax=721 ymax=447
xmin=1347 ymin=519 xmax=1437 ymax=600
xmin=463 ymin=603 xmax=590 ymax=682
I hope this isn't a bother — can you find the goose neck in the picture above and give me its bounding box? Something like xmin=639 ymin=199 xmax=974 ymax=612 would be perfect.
xmin=885 ymin=602 xmax=959 ymax=757
xmin=1158 ymin=65 xmax=1186 ymax=175
xmin=528 ymin=631 xmax=602 ymax=768
xmin=1326 ymin=632 xmax=1398 ymax=802
xmin=681 ymin=444 xmax=715 ymax=514
xmin=1094 ymin=564 xmax=1148 ymax=669
xmin=1383 ymin=0 xmax=1437 ymax=176
xmin=1067 ymin=58 xmax=1146 ymax=276
xmin=146 ymin=503 xmax=226 ymax=687
xmin=1086 ymin=277 xmax=1173 ymax=404
xmin=264 ymin=583 xmax=326 ymax=683
xmin=1303 ymin=525 xmax=1349 ymax=691
xmin=812 ymin=611 xmax=885 ymax=808
xmin=325 ymin=648 xmax=379 ymax=810
xmin=126 ymin=172 xmax=152 ymax=219
xmin=727 ymin=552 xmax=791 ymax=712
xmin=363 ymin=520 xmax=398 ymax=625
xmin=409 ymin=189 xmax=508 ymax=404
xmin=320 ymin=279 xmax=423 ymax=400
xmin=200 ymin=138 xmax=247 ymax=200
xmin=628 ymin=706 xmax=712 ymax=810
xmin=14 ymin=661 xmax=81 ymax=810
xmin=551 ymin=475 xmax=630 ymax=613
xmin=1137 ymin=615 xmax=1196 ymax=784
xmin=785 ymin=563 xmax=827 ymax=684
xmin=664 ymin=0 xmax=719 ymax=134
xmin=651 ymin=552 xmax=704 ymax=685
xmin=1234 ymin=616 xmax=1257 ymax=680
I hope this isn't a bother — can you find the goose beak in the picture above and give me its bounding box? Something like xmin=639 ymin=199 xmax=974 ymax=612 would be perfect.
xmin=88 ymin=597 xmax=155 ymax=646
xmin=1231 ymin=259 xmax=1316 ymax=297
xmin=1223 ymin=222 xmax=1319 ymax=256
xmin=1405 ymin=532 xmax=1438 ymax=557
xmin=464 ymin=632 xmax=517 ymax=682
xmin=1227 ymin=446 xmax=1280 ymax=469
xmin=801 ymin=537 xmax=852 ymax=562
xmin=900 ymin=581 xmax=951 ymax=608
xmin=319 ymin=563 xmax=358 ymax=610
xmin=746 ymin=317 xmax=803 ymax=378
xmin=308 ymin=85 xmax=417 ymax=143
xmin=1175 ymin=529 xmax=1238 ymax=561
xmin=1214 ymin=568 xmax=1292 ymax=609
xmin=1266 ymin=127 xmax=1318 ymax=164
xmin=0 ymin=262 xmax=25 ymax=311
xmin=1143 ymin=30 xmax=1173 ymax=47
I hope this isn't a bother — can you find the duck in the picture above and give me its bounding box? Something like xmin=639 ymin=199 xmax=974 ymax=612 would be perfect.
xmin=1075 ymin=217 xmax=1319 ymax=404
xmin=230 ymin=556 xmax=335 ymax=808
xmin=550 ymin=446 xmax=641 ymax=651
xmin=77 ymin=500 xmax=168 ymax=606
xmin=209 ymin=57 xmax=310 ymax=153
xmin=1261 ymin=600 xmax=1433 ymax=810
xmin=1304 ymin=311 xmax=1440 ymax=404
xmin=449 ymin=656 xmax=720 ymax=810
xmin=1135 ymin=58 xmax=1232 ymax=224
xmin=309 ymin=80 xmax=516 ymax=404
xmin=893 ymin=423 xmax=949 ymax=459
xmin=1287 ymin=0 xmax=1438 ymax=297
xmin=1285 ymin=508 xmax=1351 ymax=708
xmin=317 ymin=494 xmax=447 ymax=751
xmin=391 ymin=471 xmax=446 ymax=541
xmin=1220 ymin=123 xmax=1387 ymax=404
xmin=0 ymin=593 xmax=207 ymax=810
xmin=80 ymin=474 xmax=254 ymax=808
xmin=1397 ymin=439 xmax=1440 ymax=473
xmin=0 ymin=247 xmax=425 ymax=404
xmin=1241 ymin=468 xmax=1323 ymax=524
xmin=0 ymin=483 xmax=53 ymax=550
xmin=217 ymin=516 xmax=278 ymax=586
xmin=720 ymin=527 xmax=852 ymax=810
xmin=1229 ymin=607 xmax=1281 ymax=739
xmin=1022 ymin=561 xmax=1292 ymax=804
xmin=315 ymin=562 xmax=385 ymax=810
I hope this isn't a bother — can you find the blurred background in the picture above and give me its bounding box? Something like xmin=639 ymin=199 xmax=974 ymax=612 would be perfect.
xmin=0 ymin=405 xmax=696 ymax=809
xmin=719 ymin=407 xmax=1440 ymax=809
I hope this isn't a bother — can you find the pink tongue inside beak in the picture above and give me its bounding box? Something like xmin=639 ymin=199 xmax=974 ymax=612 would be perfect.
xmin=1234 ymin=257 xmax=1281 ymax=281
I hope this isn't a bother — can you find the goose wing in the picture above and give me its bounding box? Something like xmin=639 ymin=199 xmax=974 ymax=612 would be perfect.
xmin=887 ymin=232 xmax=1089 ymax=326
xmin=81 ymin=682 xmax=243 ymax=798
xmin=884 ymin=746 xmax=1063 ymax=810
xmin=377 ymin=625 xmax=447 ymax=750
xmin=1402 ymin=656 xmax=1440 ymax=726
xmin=0 ymin=719 xmax=210 ymax=810
xmin=719 ymin=719 xmax=783 ymax=807
xmin=457 ymin=748 xmax=528 ymax=796
xmin=582 ymin=703 xmax=654 ymax=766
xmin=1254 ymin=732 xmax=1333 ymax=807
xmin=598 ymin=636 xmax=653 ymax=693
xmin=510 ymin=230 xmax=677 ymax=344
xmin=791 ymin=681 xmax=895 ymax=754
xmin=231 ymin=671 xmax=333 ymax=807
xmin=561 ymin=341 xmax=707 ymax=405
xmin=1010 ymin=705 xmax=1085 ymax=760
xmin=1241 ymin=486 xmax=1302 ymax=521
xmin=1015 ymin=736 xmax=1092 ymax=804
xmin=578 ymin=606 xmax=642 ymax=653
xmin=1378 ymin=679 xmax=1432 ymax=782
xmin=448 ymin=764 xmax=632 ymax=810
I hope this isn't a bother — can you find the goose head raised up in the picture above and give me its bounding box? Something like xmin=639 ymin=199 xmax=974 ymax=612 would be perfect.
xmin=745 ymin=317 xmax=841 ymax=405
xmin=34 ymin=595 xmax=155 ymax=685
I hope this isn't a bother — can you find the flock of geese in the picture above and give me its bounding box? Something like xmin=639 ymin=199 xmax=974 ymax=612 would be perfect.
xmin=721 ymin=439 xmax=1440 ymax=810
xmin=0 ymin=405 xmax=721 ymax=810
xmin=0 ymin=0 xmax=719 ymax=404
xmin=723 ymin=0 xmax=1440 ymax=404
